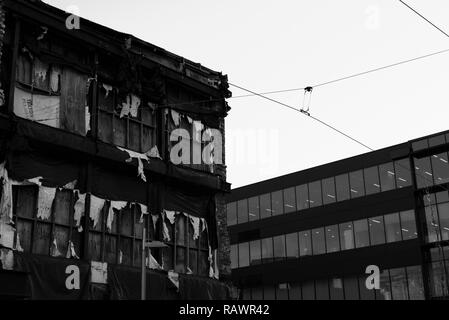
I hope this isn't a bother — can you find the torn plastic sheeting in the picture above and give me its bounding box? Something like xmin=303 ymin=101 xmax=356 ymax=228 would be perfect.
xmin=147 ymin=253 xmax=163 ymax=270
xmin=118 ymin=147 xmax=149 ymax=162
xmin=119 ymin=94 xmax=141 ymax=118
xmin=90 ymin=195 xmax=105 ymax=229
xmin=66 ymin=241 xmax=80 ymax=259
xmin=0 ymin=249 xmax=14 ymax=271
xmin=186 ymin=116 xmax=193 ymax=124
xmin=85 ymin=106 xmax=91 ymax=135
xmin=119 ymin=250 xmax=123 ymax=265
xmin=102 ymin=84 xmax=113 ymax=98
xmin=107 ymin=201 xmax=128 ymax=232
xmin=171 ymin=109 xmax=181 ymax=127
xmin=50 ymin=238 xmax=62 ymax=258
xmin=15 ymin=233 xmax=24 ymax=253
xmin=138 ymin=204 xmax=149 ymax=224
xmin=213 ymin=250 xmax=219 ymax=280
xmin=161 ymin=211 xmax=171 ymax=242
xmin=146 ymin=145 xmax=162 ymax=160
xmin=137 ymin=158 xmax=147 ymax=182
xmin=50 ymin=67 xmax=61 ymax=93
xmin=37 ymin=186 xmax=56 ymax=221
xmin=91 ymin=261 xmax=108 ymax=284
xmin=164 ymin=210 xmax=176 ymax=225
xmin=62 ymin=180 xmax=77 ymax=190
xmin=0 ymin=223 xmax=15 ymax=249
xmin=188 ymin=215 xmax=200 ymax=241
xmin=0 ymin=162 xmax=13 ymax=223
xmin=74 ymin=192 xmax=86 ymax=232
xmin=167 ymin=271 xmax=179 ymax=290
xmin=151 ymin=214 xmax=159 ymax=230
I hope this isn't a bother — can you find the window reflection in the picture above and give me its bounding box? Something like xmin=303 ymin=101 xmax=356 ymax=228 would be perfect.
xmin=400 ymin=210 xmax=418 ymax=240
xmin=238 ymin=242 xmax=249 ymax=268
xmin=385 ymin=213 xmax=402 ymax=243
xmin=260 ymin=194 xmax=272 ymax=219
xmin=379 ymin=163 xmax=396 ymax=192
xmin=368 ymin=216 xmax=386 ymax=246
xmin=349 ymin=170 xmax=365 ymax=199
xmin=425 ymin=206 xmax=440 ymax=243
xmin=364 ymin=166 xmax=380 ymax=195
xmin=377 ymin=270 xmax=392 ymax=300
xmin=273 ymin=235 xmax=286 ymax=261
xmin=336 ymin=174 xmax=350 ymax=202
xmin=390 ymin=268 xmax=409 ymax=300
xmin=299 ymin=231 xmax=312 ymax=256
xmin=312 ymin=227 xmax=326 ymax=255
xmin=230 ymin=244 xmax=238 ymax=269
xmin=354 ymin=219 xmax=370 ymax=248
xmin=286 ymin=233 xmax=299 ymax=259
xmin=415 ymin=156 xmax=433 ymax=189
xmin=250 ymin=240 xmax=261 ymax=266
xmin=330 ymin=278 xmax=344 ymax=300
xmin=296 ymin=184 xmax=309 ymax=211
xmin=326 ymin=225 xmax=340 ymax=253
xmin=261 ymin=237 xmax=274 ymax=263
xmin=315 ymin=279 xmax=329 ymax=300
xmin=395 ymin=159 xmax=412 ymax=188
xmin=406 ymin=266 xmax=425 ymax=300
xmin=438 ymin=203 xmax=449 ymax=241
xmin=339 ymin=222 xmax=354 ymax=250
xmin=227 ymin=202 xmax=237 ymax=226
xmin=431 ymin=152 xmax=449 ymax=185
xmin=248 ymin=196 xmax=260 ymax=222
xmin=308 ymin=181 xmax=322 ymax=208
xmin=322 ymin=177 xmax=336 ymax=205
xmin=283 ymin=187 xmax=296 ymax=214
xmin=237 ymin=199 xmax=248 ymax=224
xmin=271 ymin=191 xmax=284 ymax=216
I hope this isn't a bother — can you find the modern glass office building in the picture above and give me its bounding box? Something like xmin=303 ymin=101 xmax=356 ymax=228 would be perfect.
xmin=227 ymin=130 xmax=449 ymax=300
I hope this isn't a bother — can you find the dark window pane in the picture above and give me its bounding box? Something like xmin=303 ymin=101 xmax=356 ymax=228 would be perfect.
xmin=261 ymin=238 xmax=273 ymax=263
xmin=264 ymin=285 xmax=275 ymax=300
xmin=273 ymin=235 xmax=286 ymax=261
xmin=406 ymin=266 xmax=425 ymax=300
xmin=199 ymin=251 xmax=209 ymax=276
xmin=129 ymin=121 xmax=141 ymax=152
xmin=326 ymin=225 xmax=340 ymax=253
xmin=33 ymin=223 xmax=51 ymax=255
xmin=336 ymin=174 xmax=350 ymax=202
xmin=238 ymin=242 xmax=250 ymax=268
xmin=344 ymin=277 xmax=360 ymax=300
xmin=322 ymin=177 xmax=336 ymax=205
xmin=176 ymin=215 xmax=186 ymax=246
xmin=299 ymin=231 xmax=312 ymax=256
xmin=330 ymin=278 xmax=344 ymax=300
xmin=436 ymin=191 xmax=449 ymax=204
xmin=377 ymin=270 xmax=392 ymax=300
xmin=379 ymin=163 xmax=396 ymax=192
xmin=162 ymin=246 xmax=174 ymax=271
xmin=120 ymin=238 xmax=132 ymax=266
xmin=53 ymin=226 xmax=69 ymax=258
xmin=283 ymin=188 xmax=296 ymax=213
xmin=438 ymin=203 xmax=449 ymax=241
xmin=412 ymin=139 xmax=428 ymax=152
xmin=354 ymin=219 xmax=370 ymax=248
xmin=364 ymin=166 xmax=381 ymax=195
xmin=286 ymin=233 xmax=299 ymax=259
xmin=429 ymin=135 xmax=446 ymax=147
xmin=415 ymin=156 xmax=433 ymax=189
xmin=250 ymin=240 xmax=261 ymax=266
xmin=312 ymin=228 xmax=325 ymax=255
xmin=385 ymin=213 xmax=402 ymax=243
xmin=188 ymin=250 xmax=198 ymax=275
xmin=296 ymin=184 xmax=309 ymax=211
xmin=15 ymin=186 xmax=36 ymax=219
xmin=227 ymin=202 xmax=237 ymax=226
xmin=104 ymin=235 xmax=117 ymax=264
xmin=431 ymin=152 xmax=449 ymax=185
xmin=308 ymin=181 xmax=322 ymax=208
xmin=175 ymin=247 xmax=187 ymax=273
xmin=260 ymin=194 xmax=272 ymax=219
xmin=390 ymin=268 xmax=409 ymax=300
xmin=302 ymin=281 xmax=315 ymax=300
xmin=289 ymin=283 xmax=302 ymax=300
xmin=271 ymin=191 xmax=284 ymax=216
xmin=237 ymin=199 xmax=248 ymax=224
xmin=368 ymin=216 xmax=386 ymax=246
xmin=16 ymin=220 xmax=32 ymax=253
xmin=120 ymin=206 xmax=133 ymax=237
xmin=248 ymin=197 xmax=260 ymax=221
xmin=395 ymin=159 xmax=412 ymax=188
xmin=359 ymin=276 xmax=375 ymax=300
xmin=349 ymin=170 xmax=365 ymax=198
xmin=88 ymin=233 xmax=102 ymax=261
xmin=401 ymin=210 xmax=417 ymax=240
xmin=252 ymin=286 xmax=263 ymax=300
xmin=339 ymin=222 xmax=354 ymax=250
xmin=231 ymin=244 xmax=238 ymax=269
xmin=276 ymin=284 xmax=289 ymax=300
xmin=242 ymin=289 xmax=251 ymax=301
xmin=315 ymin=279 xmax=329 ymax=300
xmin=54 ymin=190 xmax=71 ymax=226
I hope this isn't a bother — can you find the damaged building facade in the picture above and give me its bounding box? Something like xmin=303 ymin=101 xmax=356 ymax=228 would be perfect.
xmin=228 ymin=130 xmax=449 ymax=300
xmin=0 ymin=0 xmax=233 ymax=300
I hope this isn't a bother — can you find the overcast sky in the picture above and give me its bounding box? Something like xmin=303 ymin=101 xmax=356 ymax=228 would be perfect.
xmin=45 ymin=0 xmax=449 ymax=188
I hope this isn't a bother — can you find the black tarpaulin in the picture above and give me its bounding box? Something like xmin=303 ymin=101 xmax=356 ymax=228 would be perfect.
xmin=108 ymin=265 xmax=178 ymax=300
xmin=178 ymin=274 xmax=230 ymax=300
xmin=14 ymin=254 xmax=90 ymax=300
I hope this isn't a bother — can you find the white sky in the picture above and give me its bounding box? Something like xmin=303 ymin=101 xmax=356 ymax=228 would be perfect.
xmin=45 ymin=0 xmax=449 ymax=188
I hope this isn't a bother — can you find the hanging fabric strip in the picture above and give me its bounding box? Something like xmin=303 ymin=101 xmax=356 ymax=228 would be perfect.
xmin=90 ymin=195 xmax=105 ymax=229
xmin=107 ymin=201 xmax=128 ymax=232
xmin=74 ymin=192 xmax=86 ymax=232
xmin=37 ymin=187 xmax=57 ymax=221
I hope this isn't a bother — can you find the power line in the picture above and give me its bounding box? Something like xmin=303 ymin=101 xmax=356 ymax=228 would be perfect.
xmin=399 ymin=0 xmax=449 ymax=39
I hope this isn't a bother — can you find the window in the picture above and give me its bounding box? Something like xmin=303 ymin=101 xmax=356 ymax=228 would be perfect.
xmin=406 ymin=266 xmax=425 ymax=300
xmin=425 ymin=206 xmax=440 ymax=243
xmin=302 ymin=281 xmax=315 ymax=300
xmin=364 ymin=166 xmax=380 ymax=195
xmin=271 ymin=191 xmax=284 ymax=216
xmin=400 ymin=210 xmax=417 ymax=240
xmin=264 ymin=285 xmax=275 ymax=300
xmin=395 ymin=159 xmax=412 ymax=188
xmin=286 ymin=233 xmax=299 ymax=259
xmin=412 ymin=139 xmax=428 ymax=152
xmin=384 ymin=213 xmax=402 ymax=243
xmin=315 ymin=279 xmax=329 ymax=300
xmin=273 ymin=235 xmax=286 ymax=261
xmin=429 ymin=134 xmax=446 ymax=147
xmin=238 ymin=242 xmax=250 ymax=268
xmin=296 ymin=184 xmax=309 ymax=211
xmin=431 ymin=152 xmax=449 ymax=185
xmin=250 ymin=240 xmax=261 ymax=266
xmin=322 ymin=177 xmax=336 ymax=205
xmin=379 ymin=163 xmax=396 ymax=192
xmin=299 ymin=231 xmax=312 ymax=256
xmin=415 ymin=156 xmax=433 ymax=189
xmin=359 ymin=275 xmax=375 ymax=300
xmin=344 ymin=277 xmax=360 ymax=300
xmin=325 ymin=225 xmax=340 ymax=253
xmin=237 ymin=199 xmax=248 ymax=224
xmin=312 ymin=228 xmax=326 ymax=255
xmin=349 ymin=170 xmax=365 ymax=199
xmin=227 ymin=202 xmax=237 ymax=226
xmin=252 ymin=286 xmax=263 ymax=300
xmin=438 ymin=203 xmax=449 ymax=241
xmin=283 ymin=188 xmax=296 ymax=214
xmin=354 ymin=219 xmax=370 ymax=248
xmin=289 ymin=283 xmax=302 ymax=300
xmin=368 ymin=216 xmax=386 ymax=246
xmin=308 ymin=181 xmax=322 ymax=208
xmin=261 ymin=237 xmax=274 ymax=263
xmin=336 ymin=174 xmax=350 ymax=202
xmin=276 ymin=284 xmax=289 ymax=300
xmin=260 ymin=194 xmax=272 ymax=219
xmin=231 ymin=244 xmax=238 ymax=269
xmin=377 ymin=270 xmax=392 ymax=300
xmin=339 ymin=222 xmax=354 ymax=250
xmin=390 ymin=268 xmax=409 ymax=300
xmin=248 ymin=197 xmax=260 ymax=222
xmin=330 ymin=278 xmax=344 ymax=300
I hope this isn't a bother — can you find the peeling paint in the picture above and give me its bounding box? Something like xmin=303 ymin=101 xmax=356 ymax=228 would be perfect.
xmin=213 ymin=250 xmax=219 ymax=280
xmin=107 ymin=201 xmax=127 ymax=232
xmin=119 ymin=250 xmax=123 ymax=264
xmin=37 ymin=187 xmax=56 ymax=221
xmin=186 ymin=116 xmax=193 ymax=124
xmin=0 ymin=249 xmax=14 ymax=271
xmin=74 ymin=192 xmax=85 ymax=232
xmin=85 ymin=106 xmax=91 ymax=135
xmin=90 ymin=195 xmax=105 ymax=229
xmin=187 ymin=267 xmax=193 ymax=275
